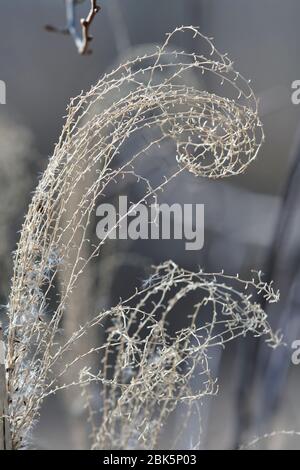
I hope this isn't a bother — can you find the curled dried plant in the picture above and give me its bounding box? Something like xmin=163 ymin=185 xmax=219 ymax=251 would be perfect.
xmin=82 ymin=261 xmax=281 ymax=450
xmin=4 ymin=27 xmax=268 ymax=449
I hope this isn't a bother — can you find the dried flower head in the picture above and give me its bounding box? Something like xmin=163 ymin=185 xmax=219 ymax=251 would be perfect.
xmin=4 ymin=27 xmax=268 ymax=449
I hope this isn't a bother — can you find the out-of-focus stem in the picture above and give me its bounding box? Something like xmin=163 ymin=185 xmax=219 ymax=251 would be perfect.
xmin=0 ymin=325 xmax=12 ymax=450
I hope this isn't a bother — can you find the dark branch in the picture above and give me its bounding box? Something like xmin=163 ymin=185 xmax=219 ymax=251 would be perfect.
xmin=45 ymin=0 xmax=101 ymax=55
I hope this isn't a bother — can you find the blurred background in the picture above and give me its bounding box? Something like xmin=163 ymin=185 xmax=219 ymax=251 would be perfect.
xmin=1 ymin=0 xmax=300 ymax=450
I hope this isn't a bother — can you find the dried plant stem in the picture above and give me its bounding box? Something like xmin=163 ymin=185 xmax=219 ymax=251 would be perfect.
xmin=0 ymin=325 xmax=12 ymax=450
xmin=240 ymin=430 xmax=300 ymax=450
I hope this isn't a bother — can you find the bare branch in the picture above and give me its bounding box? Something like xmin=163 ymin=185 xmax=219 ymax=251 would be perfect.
xmin=45 ymin=0 xmax=101 ymax=55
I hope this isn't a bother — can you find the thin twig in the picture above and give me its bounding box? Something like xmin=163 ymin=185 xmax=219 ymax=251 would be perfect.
xmin=45 ymin=0 xmax=101 ymax=55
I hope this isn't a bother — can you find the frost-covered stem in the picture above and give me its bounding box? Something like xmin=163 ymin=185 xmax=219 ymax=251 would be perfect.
xmin=0 ymin=325 xmax=12 ymax=450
